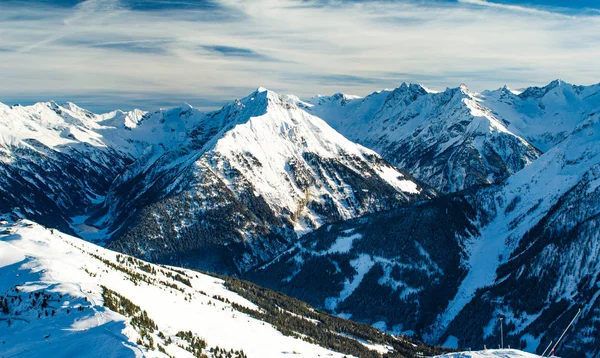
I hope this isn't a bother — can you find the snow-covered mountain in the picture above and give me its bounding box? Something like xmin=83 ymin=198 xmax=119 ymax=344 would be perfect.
xmin=97 ymin=88 xmax=431 ymax=274
xmin=0 ymin=90 xmax=430 ymax=275
xmin=0 ymin=101 xmax=144 ymax=233
xmin=0 ymin=219 xmax=447 ymax=358
xmin=304 ymin=83 xmax=541 ymax=193
xmin=481 ymin=80 xmax=600 ymax=151
xmin=250 ymin=103 xmax=600 ymax=357
xmin=305 ymin=80 xmax=600 ymax=194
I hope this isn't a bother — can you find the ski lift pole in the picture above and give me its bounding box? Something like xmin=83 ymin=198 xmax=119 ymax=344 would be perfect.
xmin=541 ymin=340 xmax=553 ymax=357
xmin=500 ymin=317 xmax=504 ymax=349
xmin=549 ymin=308 xmax=581 ymax=356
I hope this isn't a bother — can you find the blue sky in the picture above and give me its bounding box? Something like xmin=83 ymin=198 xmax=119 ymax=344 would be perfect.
xmin=1 ymin=0 xmax=599 ymax=112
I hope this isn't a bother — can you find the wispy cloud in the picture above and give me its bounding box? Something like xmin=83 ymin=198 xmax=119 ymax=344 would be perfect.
xmin=458 ymin=0 xmax=570 ymax=16
xmin=201 ymin=45 xmax=277 ymax=61
xmin=0 ymin=0 xmax=599 ymax=112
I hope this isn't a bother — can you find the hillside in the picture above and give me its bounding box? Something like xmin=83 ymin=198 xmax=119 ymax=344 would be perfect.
xmin=249 ymin=101 xmax=600 ymax=357
xmin=0 ymin=219 xmax=450 ymax=358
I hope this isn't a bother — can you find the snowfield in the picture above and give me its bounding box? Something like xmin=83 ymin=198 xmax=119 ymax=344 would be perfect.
xmin=0 ymin=220 xmax=356 ymax=358
xmin=435 ymin=349 xmax=542 ymax=358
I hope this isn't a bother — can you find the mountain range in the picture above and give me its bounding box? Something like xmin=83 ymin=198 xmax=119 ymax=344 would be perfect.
xmin=1 ymin=79 xmax=599 ymax=357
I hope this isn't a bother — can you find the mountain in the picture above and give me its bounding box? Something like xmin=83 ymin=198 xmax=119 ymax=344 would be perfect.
xmin=0 ymin=90 xmax=430 ymax=276
xmin=0 ymin=101 xmax=144 ymax=233
xmin=0 ymin=219 xmax=450 ymax=358
xmin=97 ymin=88 xmax=431 ymax=275
xmin=481 ymin=80 xmax=600 ymax=151
xmin=249 ymin=104 xmax=600 ymax=357
xmin=305 ymin=80 xmax=600 ymax=194
xmin=436 ymin=110 xmax=600 ymax=357
xmin=304 ymin=83 xmax=541 ymax=193
xmin=2 ymin=80 xmax=600 ymax=357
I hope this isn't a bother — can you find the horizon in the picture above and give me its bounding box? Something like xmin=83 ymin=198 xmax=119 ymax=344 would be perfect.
xmin=0 ymin=78 xmax=594 ymax=114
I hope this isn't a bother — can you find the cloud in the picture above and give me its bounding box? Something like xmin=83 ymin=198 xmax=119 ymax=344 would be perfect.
xmin=201 ymin=45 xmax=277 ymax=61
xmin=457 ymin=0 xmax=570 ymax=16
xmin=0 ymin=0 xmax=599 ymax=112
xmin=90 ymin=40 xmax=171 ymax=54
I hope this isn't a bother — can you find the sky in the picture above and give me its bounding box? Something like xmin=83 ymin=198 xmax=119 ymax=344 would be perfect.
xmin=1 ymin=0 xmax=599 ymax=113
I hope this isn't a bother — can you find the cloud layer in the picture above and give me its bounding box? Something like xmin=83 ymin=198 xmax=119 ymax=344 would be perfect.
xmin=1 ymin=0 xmax=599 ymax=112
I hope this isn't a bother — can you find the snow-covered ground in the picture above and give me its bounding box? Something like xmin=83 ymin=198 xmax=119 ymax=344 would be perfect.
xmin=0 ymin=220 xmax=357 ymax=357
xmin=435 ymin=349 xmax=542 ymax=358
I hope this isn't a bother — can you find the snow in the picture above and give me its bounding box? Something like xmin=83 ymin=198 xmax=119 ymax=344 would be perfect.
xmin=375 ymin=165 xmax=420 ymax=194
xmin=325 ymin=254 xmax=375 ymax=310
xmin=435 ymin=349 xmax=542 ymax=358
xmin=0 ymin=240 xmax=25 ymax=268
xmin=444 ymin=336 xmax=460 ymax=349
xmin=0 ymin=220 xmax=355 ymax=358
xmin=327 ymin=233 xmax=362 ymax=254
xmin=335 ymin=331 xmax=393 ymax=354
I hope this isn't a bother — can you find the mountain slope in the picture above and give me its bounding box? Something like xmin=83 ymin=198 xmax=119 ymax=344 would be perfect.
xmin=250 ymin=108 xmax=600 ymax=357
xmin=0 ymin=101 xmax=144 ymax=232
xmin=435 ymin=110 xmax=600 ymax=357
xmin=306 ymin=83 xmax=541 ymax=193
xmin=101 ymin=88 xmax=431 ymax=274
xmin=0 ymin=219 xmax=449 ymax=358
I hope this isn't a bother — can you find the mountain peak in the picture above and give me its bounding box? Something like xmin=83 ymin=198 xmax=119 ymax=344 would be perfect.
xmin=519 ymin=79 xmax=574 ymax=99
xmin=548 ymin=78 xmax=568 ymax=88
xmin=483 ymin=85 xmax=520 ymax=97
xmin=61 ymin=101 xmax=96 ymax=118
xmin=62 ymin=101 xmax=83 ymax=110
xmin=178 ymin=102 xmax=194 ymax=112
xmin=307 ymin=92 xmax=361 ymax=106
xmin=443 ymin=84 xmax=471 ymax=96
xmin=392 ymin=82 xmax=429 ymax=95
xmin=241 ymin=86 xmax=281 ymax=104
